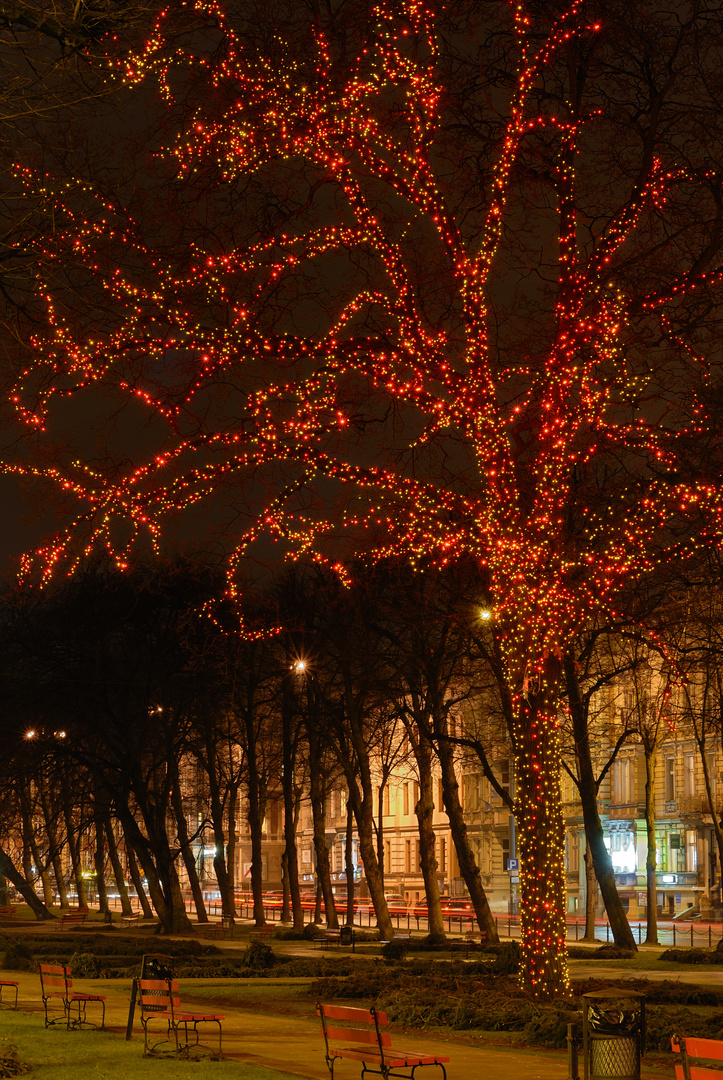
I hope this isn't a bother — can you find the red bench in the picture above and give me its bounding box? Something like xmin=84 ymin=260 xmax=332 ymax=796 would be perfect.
xmin=138 ymin=978 xmax=224 ymax=1059
xmin=60 ymin=907 xmax=89 ymax=930
xmin=318 ymin=1003 xmax=449 ymax=1080
xmin=672 ymin=1034 xmax=723 ymax=1079
xmin=39 ymin=962 xmax=105 ymax=1029
xmin=249 ymin=925 xmax=273 ymax=942
xmin=0 ymin=906 xmax=17 ymax=921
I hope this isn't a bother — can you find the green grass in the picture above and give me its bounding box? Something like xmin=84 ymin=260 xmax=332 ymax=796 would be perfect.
xmin=175 ymin=979 xmax=317 ymax=1018
xmin=568 ymin=951 xmax=721 ymax=974
xmin=0 ymin=1009 xmax=298 ymax=1079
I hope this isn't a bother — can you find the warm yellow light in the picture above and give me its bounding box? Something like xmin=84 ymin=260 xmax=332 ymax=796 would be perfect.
xmin=480 ymin=609 xmax=492 ymax=621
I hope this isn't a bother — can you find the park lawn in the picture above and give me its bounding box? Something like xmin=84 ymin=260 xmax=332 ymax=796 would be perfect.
xmin=568 ymin=952 xmax=722 ymax=974
xmin=176 ymin=979 xmax=318 ymax=1018
xmin=0 ymin=1009 xmax=299 ymax=1080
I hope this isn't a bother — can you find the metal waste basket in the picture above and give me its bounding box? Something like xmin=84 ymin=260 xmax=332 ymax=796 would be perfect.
xmin=339 ymin=925 xmax=355 ymax=950
xmin=582 ymin=990 xmax=645 ymax=1080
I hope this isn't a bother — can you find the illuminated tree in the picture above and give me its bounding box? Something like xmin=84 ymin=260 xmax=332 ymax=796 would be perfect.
xmin=6 ymin=0 xmax=723 ymax=994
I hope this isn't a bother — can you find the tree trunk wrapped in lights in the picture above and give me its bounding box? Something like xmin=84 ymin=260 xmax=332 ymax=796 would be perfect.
xmin=5 ymin=0 xmax=723 ymax=995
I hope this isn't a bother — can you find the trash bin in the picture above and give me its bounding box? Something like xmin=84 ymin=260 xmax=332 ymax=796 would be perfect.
xmin=339 ymin=925 xmax=354 ymax=949
xmin=582 ymin=990 xmax=645 ymax=1080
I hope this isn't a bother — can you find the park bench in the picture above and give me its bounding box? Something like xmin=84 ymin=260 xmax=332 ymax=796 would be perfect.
xmin=449 ymin=930 xmax=488 ymax=956
xmin=0 ymin=980 xmax=18 ymax=1009
xmin=314 ymin=928 xmax=356 ymax=951
xmin=138 ymin=978 xmax=224 ymax=1058
xmin=318 ymin=1003 xmax=449 ymax=1080
xmin=380 ymin=932 xmax=411 ymax=949
xmin=672 ymin=1033 xmax=723 ymax=1079
xmin=249 ymin=926 xmax=274 ymax=942
xmin=39 ymin=962 xmax=105 ymax=1030
xmin=60 ymin=907 xmax=89 ymax=930
xmin=0 ymin=905 xmax=17 ymax=921
xmin=203 ymin=914 xmax=233 ymax=940
xmin=119 ymin=911 xmax=142 ymax=929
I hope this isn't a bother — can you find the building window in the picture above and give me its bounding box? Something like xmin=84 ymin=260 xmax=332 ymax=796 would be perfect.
xmin=706 ymin=751 xmax=716 ymax=801
xmin=613 ymin=758 xmax=636 ymax=804
xmin=384 ymin=839 xmax=391 ymax=872
xmin=403 ymin=783 xmax=409 ymax=816
xmin=499 ymin=759 xmax=510 ymax=793
xmin=437 ymin=778 xmax=444 ymax=811
xmin=438 ymin=837 xmax=446 ymax=873
xmin=413 ymin=781 xmax=419 ymax=809
xmin=404 ymin=839 xmax=411 ymax=873
xmin=383 ymin=786 xmax=390 ymax=817
xmin=464 ymin=774 xmax=481 ymax=810
xmin=686 ymin=829 xmax=697 ymax=872
xmin=567 ymin=834 xmax=579 ymax=873
xmin=607 ymin=830 xmax=636 ymax=873
xmin=664 ymin=758 xmax=676 ymax=803
xmin=501 ymin=836 xmax=510 ymax=871
xmin=683 ymin=753 xmax=695 ymax=797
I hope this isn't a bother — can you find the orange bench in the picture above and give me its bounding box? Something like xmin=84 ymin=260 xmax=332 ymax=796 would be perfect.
xmin=60 ymin=907 xmax=89 ymax=930
xmin=318 ymin=1003 xmax=449 ymax=1080
xmin=0 ymin=906 xmax=17 ymax=920
xmin=138 ymin=978 xmax=224 ymax=1058
xmin=672 ymin=1034 xmax=723 ymax=1079
xmin=39 ymin=962 xmax=105 ymax=1029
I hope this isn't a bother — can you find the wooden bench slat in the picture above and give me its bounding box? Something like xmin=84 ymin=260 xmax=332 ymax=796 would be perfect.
xmin=325 ymin=1026 xmax=390 ymax=1046
xmin=674 ymin=1067 xmax=723 ymax=1080
xmin=673 ymin=1038 xmax=723 ymax=1061
xmin=321 ymin=1005 xmax=380 ymax=1023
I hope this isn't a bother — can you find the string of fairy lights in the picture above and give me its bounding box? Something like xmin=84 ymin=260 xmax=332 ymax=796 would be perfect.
xmin=5 ymin=0 xmax=723 ymax=996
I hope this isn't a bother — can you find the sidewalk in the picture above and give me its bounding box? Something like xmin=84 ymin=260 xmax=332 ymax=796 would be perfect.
xmin=1 ymin=967 xmax=668 ymax=1080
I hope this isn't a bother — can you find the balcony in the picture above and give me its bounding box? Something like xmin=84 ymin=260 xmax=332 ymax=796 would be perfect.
xmin=609 ymin=804 xmax=643 ymax=821
xmin=676 ymin=795 xmax=713 ymax=817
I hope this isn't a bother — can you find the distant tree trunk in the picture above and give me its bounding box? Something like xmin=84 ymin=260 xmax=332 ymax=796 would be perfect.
xmin=351 ymin=793 xmax=393 ymax=939
xmin=376 ymin=781 xmax=385 ymax=890
xmin=201 ymin=730 xmax=235 ymax=922
xmin=115 ymin=799 xmax=192 ymax=933
xmin=413 ymin=724 xmax=446 ymax=942
xmin=434 ymin=721 xmax=498 ymax=941
xmin=19 ymin=801 xmax=35 ymax=886
xmin=125 ymin=842 xmax=153 ymax=918
xmin=584 ymin=844 xmax=597 ymax=940
xmin=169 ymin=779 xmax=208 ymax=923
xmin=104 ymin=818 xmax=133 ymax=916
xmin=345 ymin=796 xmax=355 ymax=926
xmin=307 ymin=725 xmax=338 ymax=929
xmin=39 ymin=781 xmax=67 ymax=907
xmin=644 ymin=744 xmax=659 ymax=944
xmin=94 ymin=818 xmax=109 ymax=915
xmin=61 ymin=779 xmax=88 ymax=907
xmin=281 ymin=678 xmax=304 ymax=930
xmin=19 ymin=787 xmax=52 ymax=905
xmin=242 ymin=690 xmax=268 ymax=927
xmin=226 ymin=783 xmax=240 ymax=914
xmin=565 ymin=655 xmax=636 ymax=950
